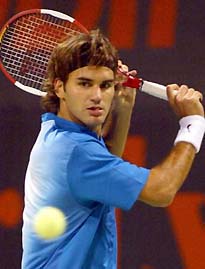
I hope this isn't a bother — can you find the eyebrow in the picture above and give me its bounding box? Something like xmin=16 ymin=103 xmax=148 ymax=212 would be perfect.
xmin=77 ymin=77 xmax=114 ymax=83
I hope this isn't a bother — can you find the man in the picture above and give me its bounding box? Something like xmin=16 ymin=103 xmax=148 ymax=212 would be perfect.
xmin=22 ymin=29 xmax=205 ymax=269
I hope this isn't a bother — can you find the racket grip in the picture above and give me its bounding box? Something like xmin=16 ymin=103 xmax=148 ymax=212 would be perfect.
xmin=122 ymin=75 xmax=168 ymax=100
xmin=140 ymin=80 xmax=168 ymax=100
xmin=123 ymin=75 xmax=204 ymax=105
xmin=121 ymin=73 xmax=205 ymax=103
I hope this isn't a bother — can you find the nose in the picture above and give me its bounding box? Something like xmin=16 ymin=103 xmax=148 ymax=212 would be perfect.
xmin=90 ymin=86 xmax=102 ymax=103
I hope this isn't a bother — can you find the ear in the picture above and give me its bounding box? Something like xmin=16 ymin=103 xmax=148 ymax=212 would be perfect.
xmin=54 ymin=78 xmax=65 ymax=99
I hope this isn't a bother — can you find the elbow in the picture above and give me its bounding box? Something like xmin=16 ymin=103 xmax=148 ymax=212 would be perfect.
xmin=152 ymin=186 xmax=178 ymax=207
xmin=153 ymin=192 xmax=175 ymax=207
xmin=154 ymin=182 xmax=179 ymax=207
xmin=140 ymin=167 xmax=181 ymax=207
xmin=139 ymin=187 xmax=177 ymax=208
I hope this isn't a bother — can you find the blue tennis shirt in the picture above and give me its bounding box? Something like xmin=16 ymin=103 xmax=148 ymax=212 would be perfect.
xmin=22 ymin=113 xmax=150 ymax=269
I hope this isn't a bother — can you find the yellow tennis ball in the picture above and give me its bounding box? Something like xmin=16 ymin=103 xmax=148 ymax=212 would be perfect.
xmin=33 ymin=207 xmax=67 ymax=240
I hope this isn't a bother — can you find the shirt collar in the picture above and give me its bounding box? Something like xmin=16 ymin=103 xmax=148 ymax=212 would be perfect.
xmin=42 ymin=112 xmax=101 ymax=140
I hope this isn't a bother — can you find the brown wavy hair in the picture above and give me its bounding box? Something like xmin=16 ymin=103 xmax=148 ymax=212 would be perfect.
xmin=41 ymin=29 xmax=119 ymax=113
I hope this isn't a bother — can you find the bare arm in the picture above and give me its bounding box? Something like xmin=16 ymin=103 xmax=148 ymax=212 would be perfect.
xmin=139 ymin=84 xmax=205 ymax=207
xmin=103 ymin=86 xmax=136 ymax=157
xmin=103 ymin=63 xmax=137 ymax=157
xmin=139 ymin=142 xmax=195 ymax=207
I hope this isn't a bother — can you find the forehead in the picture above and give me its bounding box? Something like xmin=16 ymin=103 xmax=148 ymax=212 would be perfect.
xmin=68 ymin=66 xmax=115 ymax=80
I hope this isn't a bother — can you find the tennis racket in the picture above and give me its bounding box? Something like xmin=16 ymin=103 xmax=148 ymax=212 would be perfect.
xmin=0 ymin=8 xmax=167 ymax=99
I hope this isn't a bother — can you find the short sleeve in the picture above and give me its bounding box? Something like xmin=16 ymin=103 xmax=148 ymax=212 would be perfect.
xmin=68 ymin=141 xmax=149 ymax=210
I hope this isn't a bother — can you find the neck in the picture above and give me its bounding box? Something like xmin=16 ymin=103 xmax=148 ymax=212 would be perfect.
xmin=93 ymin=125 xmax=102 ymax=137
xmin=57 ymin=111 xmax=102 ymax=137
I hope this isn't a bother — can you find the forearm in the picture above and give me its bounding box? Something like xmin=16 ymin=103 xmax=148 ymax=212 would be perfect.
xmin=139 ymin=85 xmax=205 ymax=207
xmin=139 ymin=142 xmax=196 ymax=207
xmin=103 ymin=108 xmax=133 ymax=157
xmin=103 ymin=62 xmax=137 ymax=157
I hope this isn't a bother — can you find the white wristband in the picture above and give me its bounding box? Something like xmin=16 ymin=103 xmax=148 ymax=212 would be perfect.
xmin=174 ymin=115 xmax=205 ymax=153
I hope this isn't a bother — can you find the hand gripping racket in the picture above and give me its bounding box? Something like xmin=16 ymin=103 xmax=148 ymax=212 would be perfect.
xmin=0 ymin=8 xmax=167 ymax=99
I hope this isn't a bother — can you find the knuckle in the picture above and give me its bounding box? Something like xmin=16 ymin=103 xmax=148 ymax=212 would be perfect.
xmin=180 ymin=84 xmax=188 ymax=89
xmin=167 ymin=83 xmax=179 ymax=89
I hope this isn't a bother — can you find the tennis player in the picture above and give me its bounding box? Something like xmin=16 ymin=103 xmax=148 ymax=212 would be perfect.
xmin=22 ymin=29 xmax=205 ymax=269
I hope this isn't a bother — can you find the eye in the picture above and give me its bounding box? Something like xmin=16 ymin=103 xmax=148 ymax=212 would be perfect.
xmin=100 ymin=81 xmax=114 ymax=89
xmin=78 ymin=81 xmax=92 ymax=87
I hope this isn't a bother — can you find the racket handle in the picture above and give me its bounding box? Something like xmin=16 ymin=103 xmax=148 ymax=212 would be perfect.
xmin=123 ymin=74 xmax=204 ymax=105
xmin=122 ymin=75 xmax=168 ymax=100
xmin=140 ymin=80 xmax=167 ymax=100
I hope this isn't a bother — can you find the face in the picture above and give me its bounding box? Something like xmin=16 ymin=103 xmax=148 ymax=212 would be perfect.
xmin=55 ymin=66 xmax=115 ymax=134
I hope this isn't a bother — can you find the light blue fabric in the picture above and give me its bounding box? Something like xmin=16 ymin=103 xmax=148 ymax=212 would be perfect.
xmin=22 ymin=113 xmax=150 ymax=269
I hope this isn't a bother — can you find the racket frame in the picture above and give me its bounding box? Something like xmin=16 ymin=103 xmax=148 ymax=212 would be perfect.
xmin=0 ymin=9 xmax=88 ymax=96
xmin=0 ymin=8 xmax=169 ymax=101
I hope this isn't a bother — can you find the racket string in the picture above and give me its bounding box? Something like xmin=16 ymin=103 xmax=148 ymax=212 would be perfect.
xmin=1 ymin=13 xmax=86 ymax=91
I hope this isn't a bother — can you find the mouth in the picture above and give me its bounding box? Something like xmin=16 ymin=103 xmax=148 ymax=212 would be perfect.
xmin=87 ymin=106 xmax=103 ymax=117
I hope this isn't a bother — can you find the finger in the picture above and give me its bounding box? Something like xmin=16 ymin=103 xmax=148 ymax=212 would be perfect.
xmin=178 ymin=87 xmax=202 ymax=104
xmin=120 ymin=64 xmax=128 ymax=73
xmin=118 ymin=60 xmax=122 ymax=67
xmin=192 ymin=90 xmax=203 ymax=102
xmin=118 ymin=60 xmax=129 ymax=72
xmin=167 ymin=84 xmax=179 ymax=90
xmin=127 ymin=70 xmax=137 ymax=76
xmin=179 ymin=85 xmax=189 ymax=94
xmin=175 ymin=85 xmax=189 ymax=101
xmin=166 ymin=84 xmax=179 ymax=103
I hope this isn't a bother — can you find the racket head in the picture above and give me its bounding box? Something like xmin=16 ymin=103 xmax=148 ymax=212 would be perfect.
xmin=0 ymin=9 xmax=89 ymax=96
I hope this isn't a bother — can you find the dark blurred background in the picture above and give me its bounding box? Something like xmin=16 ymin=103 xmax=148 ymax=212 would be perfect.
xmin=0 ymin=0 xmax=205 ymax=268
